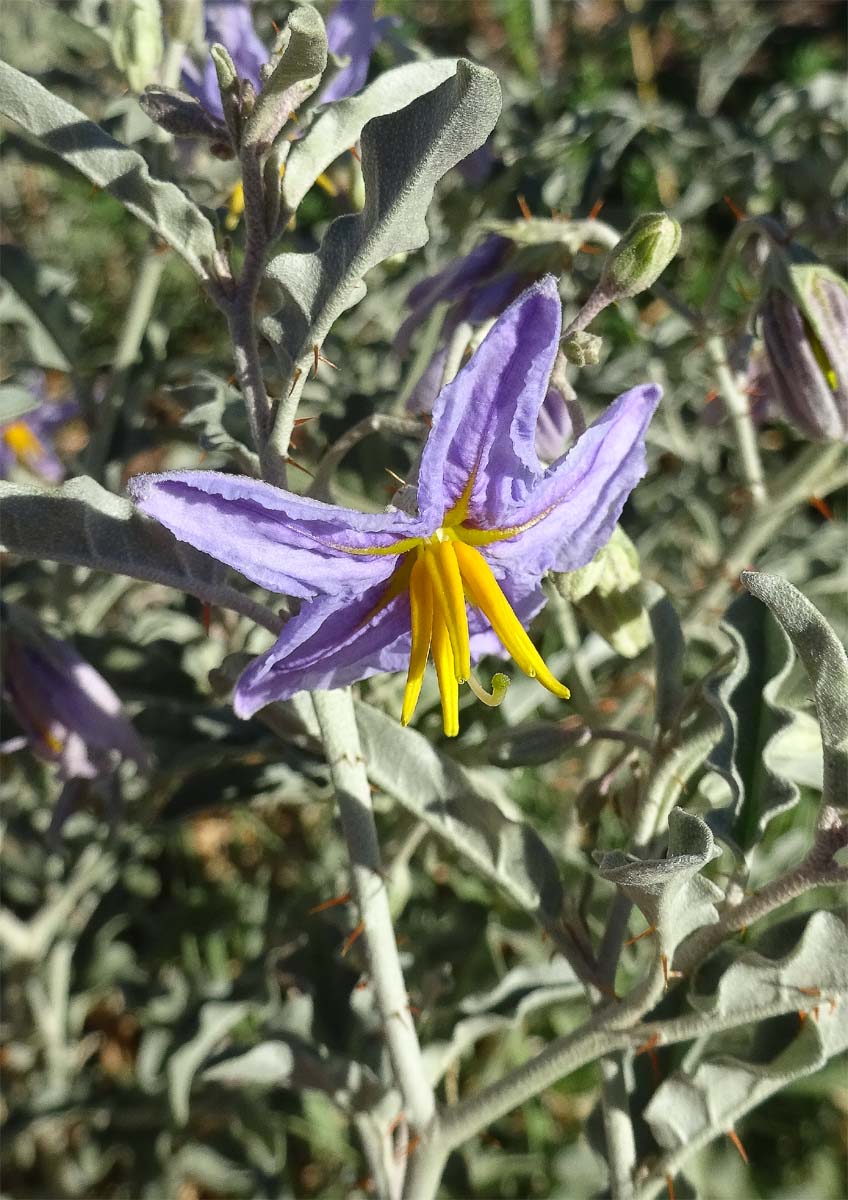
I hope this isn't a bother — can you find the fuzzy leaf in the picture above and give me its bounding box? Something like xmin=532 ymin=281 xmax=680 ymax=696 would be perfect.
xmin=742 ymin=571 xmax=848 ymax=810
xmin=354 ymin=701 xmax=563 ymax=931
xmin=245 ymin=5 xmax=327 ymax=150
xmin=0 ymin=61 xmax=218 ymax=282
xmin=595 ymin=810 xmax=722 ymax=955
xmin=689 ymin=909 xmax=848 ymax=1020
xmin=648 ymin=586 xmax=686 ymax=734
xmin=282 ymin=59 xmax=459 ymax=210
xmin=139 ymin=85 xmax=229 ymax=141
xmin=644 ymin=1006 xmax=848 ymax=1165
xmin=263 ymin=59 xmax=500 ymax=368
xmin=704 ymin=590 xmax=802 ymax=855
xmin=168 ymin=1001 xmax=250 ymax=1124
xmin=202 ymin=1035 xmax=385 ymax=1113
xmin=0 ymin=477 xmax=281 ymax=633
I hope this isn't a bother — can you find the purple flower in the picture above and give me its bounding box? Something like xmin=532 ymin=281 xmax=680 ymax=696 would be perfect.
xmin=2 ymin=606 xmax=147 ymax=782
xmin=759 ymin=267 xmax=848 ymax=442
xmin=0 ymin=378 xmax=78 ymax=483
xmin=129 ymin=279 xmax=660 ymax=736
xmin=182 ymin=0 xmax=269 ymax=122
xmin=321 ymin=0 xmax=392 ymax=104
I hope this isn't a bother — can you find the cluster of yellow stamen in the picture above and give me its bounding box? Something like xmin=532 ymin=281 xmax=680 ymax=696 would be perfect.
xmin=397 ymin=529 xmax=569 ymax=735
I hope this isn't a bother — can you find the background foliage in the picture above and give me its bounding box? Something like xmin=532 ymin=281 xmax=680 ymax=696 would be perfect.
xmin=1 ymin=2 xmax=846 ymax=1198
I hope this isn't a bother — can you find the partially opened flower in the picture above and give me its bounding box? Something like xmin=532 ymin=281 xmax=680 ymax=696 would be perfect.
xmin=129 ymin=279 xmax=660 ymax=735
xmin=1 ymin=604 xmax=147 ymax=781
xmin=0 ymin=377 xmax=79 ymax=484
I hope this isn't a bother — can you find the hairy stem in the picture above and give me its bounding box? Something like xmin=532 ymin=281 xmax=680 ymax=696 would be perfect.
xmin=311 ymin=689 xmax=436 ymax=1134
xmin=309 ymin=414 xmax=424 ymax=501
xmin=601 ymin=1053 xmax=637 ymax=1200
xmin=704 ymin=334 xmax=767 ymax=509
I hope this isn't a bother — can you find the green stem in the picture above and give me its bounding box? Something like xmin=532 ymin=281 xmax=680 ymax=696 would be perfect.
xmin=704 ymin=334 xmax=767 ymax=508
xmin=311 ymin=689 xmax=436 ymax=1134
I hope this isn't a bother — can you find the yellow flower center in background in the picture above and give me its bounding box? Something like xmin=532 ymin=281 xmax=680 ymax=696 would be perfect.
xmin=3 ymin=421 xmax=44 ymax=464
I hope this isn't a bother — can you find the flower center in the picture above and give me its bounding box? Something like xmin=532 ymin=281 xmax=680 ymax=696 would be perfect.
xmin=397 ymin=527 xmax=569 ymax=737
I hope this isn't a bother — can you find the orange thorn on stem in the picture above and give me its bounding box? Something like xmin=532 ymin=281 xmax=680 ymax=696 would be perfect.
xmin=288 ymin=367 xmax=302 ymax=396
xmin=588 ymin=198 xmax=605 ymax=219
xmin=342 ymin=920 xmax=365 ymax=957
xmin=624 ymin=925 xmax=657 ymax=947
xmin=798 ymin=1010 xmax=807 ymax=1024
xmin=349 ymin=143 xmax=361 ymax=162
xmin=517 ymin=194 xmax=532 ymax=221
xmin=635 ymin=1032 xmax=660 ymax=1057
xmin=354 ymin=978 xmax=370 ymax=991
xmin=579 ymin=242 xmax=603 ymax=255
xmin=727 ymin=1128 xmax=749 ymax=1164
xmin=387 ymin=1111 xmax=405 ymax=1136
xmin=704 ymin=388 xmax=719 ymax=405
xmin=723 ymin=194 xmax=747 ymax=222
xmin=809 ymin=496 xmax=834 ymax=520
xmin=286 ymin=455 xmax=315 ymax=479
xmin=661 ymin=953 xmax=669 ymax=988
xmin=385 ymin=467 xmax=407 ymax=488
xmin=812 ymin=1005 xmax=820 ymax=1023
xmin=399 ymin=1134 xmax=421 ymax=1161
xmin=308 ymin=890 xmax=352 ymax=915
xmin=828 ymin=997 xmax=838 ymax=1015
xmin=312 ymin=345 xmax=339 ymax=378
xmin=797 ymin=986 xmax=822 ymax=997
xmin=202 ymin=603 xmax=212 ymax=635
xmin=666 ymin=1174 xmax=675 ymax=1200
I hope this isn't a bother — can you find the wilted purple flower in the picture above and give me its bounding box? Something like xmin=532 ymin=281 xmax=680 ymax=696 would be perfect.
xmin=1 ymin=605 xmax=146 ymax=782
xmin=0 ymin=379 xmax=78 ymax=483
xmin=182 ymin=0 xmax=269 ymax=122
xmin=759 ymin=264 xmax=848 ymax=442
xmin=130 ymin=280 xmax=659 ymax=736
xmin=321 ymin=0 xmax=393 ymax=104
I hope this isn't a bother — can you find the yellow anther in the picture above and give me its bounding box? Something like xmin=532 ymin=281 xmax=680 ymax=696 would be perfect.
xmin=401 ymin=557 xmax=433 ymax=727
xmin=452 ymin=540 xmax=570 ymax=700
xmin=421 ymin=541 xmax=470 ymax=683
xmin=431 ymin=611 xmax=459 ymax=737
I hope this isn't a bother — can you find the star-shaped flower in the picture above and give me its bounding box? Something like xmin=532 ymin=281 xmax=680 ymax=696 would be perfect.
xmin=129 ymin=279 xmax=660 ymax=735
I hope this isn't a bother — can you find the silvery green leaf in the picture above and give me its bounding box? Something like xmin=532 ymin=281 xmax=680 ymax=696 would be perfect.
xmin=178 ymin=372 xmax=259 ymax=473
xmin=168 ymin=1000 xmax=250 ymax=1124
xmin=640 ymin=702 xmax=723 ymax=837
xmin=263 ymin=60 xmax=500 ymax=369
xmin=0 ymin=244 xmax=88 ymax=370
xmin=282 ymin=59 xmax=459 ymax=210
xmin=109 ymin=0 xmax=163 ymax=93
xmin=595 ymin=810 xmax=722 ymax=955
xmin=424 ymin=961 xmax=583 ymax=1084
xmin=643 ymin=1005 xmax=848 ymax=1176
xmin=0 ymin=385 xmax=41 ymax=423
xmin=689 ymin=910 xmax=848 ymax=1020
xmin=202 ymin=1035 xmax=385 ymax=1113
xmin=704 ymin=590 xmax=801 ymax=855
xmin=244 ymin=5 xmax=327 ymax=151
xmin=742 ymin=571 xmax=848 ymax=810
xmin=647 ymin=586 xmax=686 ymax=735
xmin=0 ymin=477 xmax=281 ymax=634
xmin=353 ymin=701 xmax=563 ymax=931
xmin=0 ymin=61 xmax=218 ymax=282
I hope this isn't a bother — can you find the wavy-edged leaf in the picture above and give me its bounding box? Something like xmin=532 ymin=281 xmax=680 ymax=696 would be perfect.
xmin=689 ymin=909 xmax=848 ymax=1021
xmin=354 ymin=700 xmax=563 ymax=931
xmin=647 ymin=585 xmax=686 ymax=735
xmin=245 ymin=4 xmax=327 ymax=151
xmin=595 ymin=810 xmax=722 ymax=956
xmin=644 ymin=1005 xmax=848 ymax=1173
xmin=743 ymin=571 xmax=848 ymax=810
xmin=0 ymin=60 xmax=218 ymax=282
xmin=704 ymin=590 xmax=802 ymax=855
xmin=0 ymin=477 xmax=281 ymax=633
xmin=263 ymin=60 xmax=500 ymax=368
xmin=282 ymin=59 xmax=459 ymax=210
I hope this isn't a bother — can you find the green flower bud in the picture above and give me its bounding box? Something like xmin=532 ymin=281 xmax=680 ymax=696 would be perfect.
xmin=599 ymin=212 xmax=682 ymax=300
xmin=562 ymin=330 xmax=603 ymax=367
xmin=550 ymin=525 xmax=650 ymax=658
